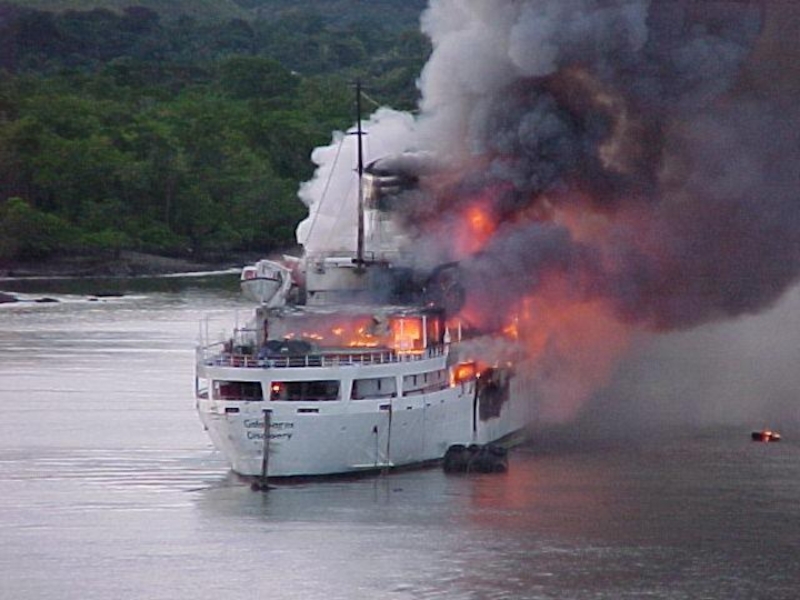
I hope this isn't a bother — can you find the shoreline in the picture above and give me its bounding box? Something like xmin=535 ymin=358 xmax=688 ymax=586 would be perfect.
xmin=0 ymin=250 xmax=256 ymax=280
xmin=0 ymin=251 xmax=254 ymax=302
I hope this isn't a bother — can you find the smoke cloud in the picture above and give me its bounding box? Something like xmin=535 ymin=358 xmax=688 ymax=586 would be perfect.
xmin=296 ymin=107 xmax=418 ymax=253
xmin=297 ymin=1 xmax=800 ymax=424
xmin=410 ymin=0 xmax=798 ymax=331
xmin=573 ymin=284 xmax=800 ymax=435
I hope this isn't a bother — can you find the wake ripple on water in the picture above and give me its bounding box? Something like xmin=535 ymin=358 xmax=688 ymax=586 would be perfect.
xmin=0 ymin=446 xmax=229 ymax=512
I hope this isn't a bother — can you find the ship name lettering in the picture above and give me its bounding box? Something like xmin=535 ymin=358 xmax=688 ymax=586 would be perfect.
xmin=243 ymin=419 xmax=295 ymax=430
xmin=246 ymin=431 xmax=294 ymax=441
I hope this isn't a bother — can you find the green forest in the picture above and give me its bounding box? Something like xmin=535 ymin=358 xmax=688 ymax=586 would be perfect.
xmin=0 ymin=1 xmax=429 ymax=266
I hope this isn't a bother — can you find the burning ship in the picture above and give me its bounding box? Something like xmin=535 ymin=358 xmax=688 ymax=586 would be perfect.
xmin=195 ymin=1 xmax=792 ymax=478
xmin=195 ymin=91 xmax=535 ymax=479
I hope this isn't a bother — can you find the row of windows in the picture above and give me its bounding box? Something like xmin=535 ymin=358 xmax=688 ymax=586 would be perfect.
xmin=210 ymin=371 xmax=450 ymax=402
xmin=402 ymin=369 xmax=449 ymax=395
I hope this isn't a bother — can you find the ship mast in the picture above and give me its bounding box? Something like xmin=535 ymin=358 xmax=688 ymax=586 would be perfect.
xmin=355 ymin=80 xmax=365 ymax=267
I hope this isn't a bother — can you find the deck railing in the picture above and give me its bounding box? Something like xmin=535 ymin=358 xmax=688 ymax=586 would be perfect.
xmin=199 ymin=343 xmax=445 ymax=369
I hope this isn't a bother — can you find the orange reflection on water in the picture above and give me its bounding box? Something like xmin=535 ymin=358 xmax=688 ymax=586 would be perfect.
xmin=462 ymin=449 xmax=616 ymax=537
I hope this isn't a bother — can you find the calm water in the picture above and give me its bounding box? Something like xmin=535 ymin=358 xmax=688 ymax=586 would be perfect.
xmin=1 ymin=277 xmax=799 ymax=600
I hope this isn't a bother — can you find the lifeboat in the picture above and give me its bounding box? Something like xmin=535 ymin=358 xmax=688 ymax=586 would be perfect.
xmin=240 ymin=259 xmax=293 ymax=307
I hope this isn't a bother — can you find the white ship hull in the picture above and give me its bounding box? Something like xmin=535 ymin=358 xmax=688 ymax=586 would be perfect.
xmin=195 ymin=341 xmax=534 ymax=478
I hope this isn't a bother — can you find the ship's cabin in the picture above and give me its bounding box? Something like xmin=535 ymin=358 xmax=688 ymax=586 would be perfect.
xmin=254 ymin=305 xmax=447 ymax=358
xmin=196 ymin=305 xmax=484 ymax=408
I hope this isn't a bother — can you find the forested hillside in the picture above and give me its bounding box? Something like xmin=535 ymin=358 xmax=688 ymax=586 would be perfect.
xmin=4 ymin=0 xmax=427 ymax=26
xmin=241 ymin=0 xmax=427 ymax=27
xmin=0 ymin=1 xmax=429 ymax=266
xmin=4 ymin=0 xmax=247 ymax=21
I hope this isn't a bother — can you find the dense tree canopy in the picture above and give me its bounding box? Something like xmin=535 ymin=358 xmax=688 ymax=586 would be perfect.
xmin=0 ymin=2 xmax=430 ymax=264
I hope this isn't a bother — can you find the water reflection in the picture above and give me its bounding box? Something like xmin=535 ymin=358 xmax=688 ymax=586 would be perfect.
xmin=188 ymin=435 xmax=800 ymax=600
xmin=2 ymin=279 xmax=800 ymax=599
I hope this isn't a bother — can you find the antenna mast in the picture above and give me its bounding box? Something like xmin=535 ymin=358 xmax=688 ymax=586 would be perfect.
xmin=355 ymin=80 xmax=365 ymax=266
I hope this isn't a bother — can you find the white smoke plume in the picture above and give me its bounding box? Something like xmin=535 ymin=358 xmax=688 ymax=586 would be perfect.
xmin=296 ymin=108 xmax=417 ymax=253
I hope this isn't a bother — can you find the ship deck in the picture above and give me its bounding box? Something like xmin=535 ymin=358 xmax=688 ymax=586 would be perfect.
xmin=199 ymin=343 xmax=445 ymax=369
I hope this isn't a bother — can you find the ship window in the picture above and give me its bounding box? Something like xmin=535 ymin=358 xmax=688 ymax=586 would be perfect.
xmin=403 ymin=369 xmax=449 ymax=396
xmin=352 ymin=377 xmax=397 ymax=400
xmin=213 ymin=380 xmax=263 ymax=401
xmin=271 ymin=380 xmax=340 ymax=402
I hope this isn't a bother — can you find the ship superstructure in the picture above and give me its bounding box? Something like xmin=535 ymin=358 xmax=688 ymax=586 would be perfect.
xmin=196 ymin=85 xmax=535 ymax=478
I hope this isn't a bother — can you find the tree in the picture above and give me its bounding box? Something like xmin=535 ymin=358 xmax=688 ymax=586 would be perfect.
xmin=0 ymin=197 xmax=76 ymax=260
xmin=218 ymin=55 xmax=298 ymax=100
xmin=0 ymin=3 xmax=429 ymax=262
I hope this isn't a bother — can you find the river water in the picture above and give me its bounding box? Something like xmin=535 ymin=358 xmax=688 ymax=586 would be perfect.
xmin=1 ymin=275 xmax=799 ymax=599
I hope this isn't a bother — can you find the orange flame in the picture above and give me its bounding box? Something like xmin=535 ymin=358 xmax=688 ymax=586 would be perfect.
xmin=451 ymin=362 xmax=477 ymax=385
xmin=277 ymin=315 xmax=430 ymax=352
xmin=447 ymin=201 xmax=498 ymax=257
xmin=391 ymin=317 xmax=423 ymax=353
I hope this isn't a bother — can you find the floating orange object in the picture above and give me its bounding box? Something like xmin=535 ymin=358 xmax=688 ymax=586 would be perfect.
xmin=751 ymin=430 xmax=781 ymax=442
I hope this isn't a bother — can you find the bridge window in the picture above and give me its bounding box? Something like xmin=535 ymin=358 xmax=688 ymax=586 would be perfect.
xmin=351 ymin=377 xmax=397 ymax=400
xmin=402 ymin=369 xmax=449 ymax=396
xmin=213 ymin=380 xmax=263 ymax=401
xmin=270 ymin=380 xmax=340 ymax=402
